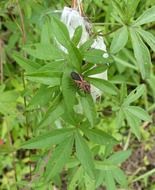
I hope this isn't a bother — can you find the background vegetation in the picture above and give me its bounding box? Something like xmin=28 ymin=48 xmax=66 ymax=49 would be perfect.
xmin=0 ymin=0 xmax=155 ymax=189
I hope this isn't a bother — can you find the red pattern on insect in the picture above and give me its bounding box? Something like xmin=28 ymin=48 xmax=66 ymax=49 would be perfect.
xmin=71 ymin=72 xmax=91 ymax=93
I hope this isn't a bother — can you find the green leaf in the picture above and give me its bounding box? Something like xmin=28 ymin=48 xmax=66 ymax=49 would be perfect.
xmin=45 ymin=136 xmax=74 ymax=180
xmin=120 ymin=83 xmax=127 ymax=103
xmin=41 ymin=21 xmax=51 ymax=44
xmin=112 ymin=55 xmax=137 ymax=70
xmin=23 ymin=43 xmax=63 ymax=60
xmin=81 ymin=128 xmax=117 ymax=146
xmin=125 ymin=106 xmax=151 ymax=122
xmin=130 ymin=28 xmax=152 ymax=79
xmin=75 ymin=130 xmax=95 ymax=179
xmin=112 ymin=168 xmax=128 ymax=187
xmin=84 ymin=49 xmax=109 ymax=64
xmin=88 ymin=77 xmax=117 ymax=95
xmin=84 ymin=174 xmax=96 ymax=190
xmin=39 ymin=99 xmax=64 ymax=128
xmin=68 ymin=167 xmax=83 ymax=190
xmin=95 ymin=161 xmax=117 ymax=171
xmin=110 ymin=26 xmax=128 ymax=54
xmin=127 ymin=0 xmax=141 ymax=18
xmin=136 ymin=28 xmax=155 ymax=52
xmin=80 ymin=38 xmax=94 ymax=52
xmin=26 ymin=73 xmax=60 ymax=86
xmin=72 ymin=26 xmax=82 ymax=46
xmin=112 ymin=0 xmax=124 ymax=20
xmin=84 ymin=64 xmax=108 ymax=76
xmin=124 ymin=109 xmax=141 ymax=139
xmin=51 ymin=16 xmax=70 ymax=46
xmin=13 ymin=53 xmax=40 ymax=72
xmin=0 ymin=90 xmax=18 ymax=114
xmin=28 ymin=85 xmax=54 ymax=109
xmin=123 ymin=84 xmax=145 ymax=105
xmin=133 ymin=6 xmax=155 ymax=26
xmin=21 ymin=128 xmax=74 ymax=149
xmin=32 ymin=59 xmax=64 ymax=73
xmin=116 ymin=108 xmax=125 ymax=128
xmin=51 ymin=17 xmax=82 ymax=71
xmin=105 ymin=171 xmax=116 ymax=190
xmin=81 ymin=95 xmax=96 ymax=127
xmin=62 ymin=69 xmax=76 ymax=113
xmin=107 ymin=150 xmax=131 ymax=165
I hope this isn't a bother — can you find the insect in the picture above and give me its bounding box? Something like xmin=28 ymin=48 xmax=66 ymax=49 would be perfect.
xmin=71 ymin=71 xmax=91 ymax=93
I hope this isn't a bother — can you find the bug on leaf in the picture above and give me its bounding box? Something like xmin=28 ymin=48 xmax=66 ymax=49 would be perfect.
xmin=71 ymin=71 xmax=91 ymax=93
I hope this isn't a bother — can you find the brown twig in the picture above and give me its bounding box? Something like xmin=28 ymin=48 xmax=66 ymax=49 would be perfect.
xmin=71 ymin=0 xmax=84 ymax=16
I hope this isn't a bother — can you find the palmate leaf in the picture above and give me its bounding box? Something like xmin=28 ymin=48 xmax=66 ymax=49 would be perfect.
xmin=125 ymin=106 xmax=151 ymax=122
xmin=112 ymin=55 xmax=137 ymax=71
xmin=87 ymin=77 xmax=117 ymax=95
xmin=106 ymin=150 xmax=131 ymax=165
xmin=80 ymin=38 xmax=94 ymax=52
xmin=105 ymin=171 xmax=116 ymax=190
xmin=23 ymin=43 xmax=64 ymax=60
xmin=84 ymin=49 xmax=110 ymax=64
xmin=116 ymin=108 xmax=125 ymax=128
xmin=39 ymin=98 xmax=64 ymax=128
xmin=28 ymin=85 xmax=55 ymax=109
xmin=45 ymin=136 xmax=74 ymax=181
xmin=41 ymin=21 xmax=51 ymax=45
xmin=51 ymin=17 xmax=82 ymax=72
xmin=84 ymin=64 xmax=108 ymax=76
xmin=136 ymin=28 xmax=155 ymax=52
xmin=80 ymin=95 xmax=96 ymax=127
xmin=84 ymin=174 xmax=96 ymax=190
xmin=21 ymin=128 xmax=74 ymax=149
xmin=126 ymin=0 xmax=141 ymax=18
xmin=75 ymin=130 xmax=95 ymax=179
xmin=123 ymin=84 xmax=145 ymax=105
xmin=111 ymin=0 xmax=125 ymax=21
xmin=110 ymin=26 xmax=128 ymax=54
xmin=26 ymin=71 xmax=61 ymax=86
xmin=32 ymin=59 xmax=65 ymax=73
xmin=62 ymin=69 xmax=76 ymax=114
xmin=68 ymin=167 xmax=83 ymax=190
xmin=95 ymin=150 xmax=131 ymax=189
xmin=124 ymin=108 xmax=141 ymax=139
xmin=130 ymin=28 xmax=152 ymax=79
xmin=112 ymin=168 xmax=128 ymax=188
xmin=13 ymin=53 xmax=40 ymax=72
xmin=133 ymin=6 xmax=155 ymax=26
xmin=72 ymin=26 xmax=83 ymax=46
xmin=81 ymin=128 xmax=117 ymax=146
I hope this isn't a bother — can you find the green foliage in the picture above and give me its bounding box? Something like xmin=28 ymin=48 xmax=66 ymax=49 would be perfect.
xmin=0 ymin=0 xmax=154 ymax=190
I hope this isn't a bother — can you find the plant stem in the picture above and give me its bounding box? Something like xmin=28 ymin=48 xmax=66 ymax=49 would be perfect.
xmin=16 ymin=0 xmax=32 ymax=180
xmin=0 ymin=39 xmax=4 ymax=83
xmin=133 ymin=168 xmax=155 ymax=182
